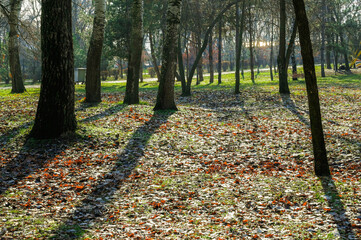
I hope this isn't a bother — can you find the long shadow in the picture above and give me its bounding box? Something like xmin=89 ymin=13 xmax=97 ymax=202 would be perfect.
xmin=280 ymin=95 xmax=358 ymax=238
xmin=50 ymin=110 xmax=175 ymax=239
xmin=320 ymin=176 xmax=357 ymax=239
xmin=0 ymin=137 xmax=77 ymax=195
xmin=280 ymin=94 xmax=310 ymax=127
xmin=0 ymin=104 xmax=128 ymax=196
xmin=79 ymin=104 xmax=126 ymax=124
xmin=0 ymin=121 xmax=33 ymax=148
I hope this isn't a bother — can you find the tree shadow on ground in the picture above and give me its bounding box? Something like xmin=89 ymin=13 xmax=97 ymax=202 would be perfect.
xmin=280 ymin=94 xmax=310 ymax=127
xmin=319 ymin=176 xmax=357 ymax=239
xmin=0 ymin=121 xmax=33 ymax=148
xmin=0 ymin=136 xmax=77 ymax=195
xmin=50 ymin=110 xmax=175 ymax=239
xmin=280 ymin=94 xmax=358 ymax=238
xmin=78 ymin=103 xmax=126 ymax=124
xmin=0 ymin=103 xmax=128 ymax=197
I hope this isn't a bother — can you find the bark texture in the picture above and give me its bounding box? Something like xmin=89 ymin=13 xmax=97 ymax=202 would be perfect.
xmin=208 ymin=31 xmax=214 ymax=84
xmin=9 ymin=0 xmax=25 ymax=93
xmin=30 ymin=0 xmax=76 ymax=139
xmin=154 ymin=0 xmax=182 ymax=111
xmin=320 ymin=0 xmax=326 ymax=77
xmin=277 ymin=0 xmax=289 ymax=94
xmin=86 ymin=0 xmax=106 ymax=103
xmin=235 ymin=1 xmax=245 ymax=94
xmin=217 ymin=17 xmax=222 ymax=84
xmin=124 ymin=0 xmax=143 ymax=105
xmin=292 ymin=0 xmax=331 ymax=176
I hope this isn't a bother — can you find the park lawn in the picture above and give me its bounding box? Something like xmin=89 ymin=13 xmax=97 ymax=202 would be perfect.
xmin=0 ymin=70 xmax=360 ymax=239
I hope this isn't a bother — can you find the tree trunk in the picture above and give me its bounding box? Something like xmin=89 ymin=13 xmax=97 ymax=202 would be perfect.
xmin=235 ymin=1 xmax=245 ymax=94
xmin=249 ymin=2 xmax=254 ymax=84
xmin=178 ymin=34 xmax=186 ymax=94
xmin=334 ymin=34 xmax=338 ymax=71
xmin=9 ymin=0 xmax=25 ymax=93
xmin=292 ymin=0 xmax=330 ymax=176
xmin=154 ymin=0 xmax=182 ymax=111
xmin=339 ymin=33 xmax=350 ymax=71
xmin=291 ymin=46 xmax=298 ymax=80
xmin=278 ymin=0 xmax=289 ymax=94
xmin=149 ymin=31 xmax=161 ymax=81
xmin=217 ymin=17 xmax=222 ymax=84
xmin=320 ymin=0 xmax=326 ymax=77
xmin=182 ymin=0 xmax=241 ymax=96
xmin=209 ymin=30 xmax=214 ymax=84
xmin=269 ymin=18 xmax=274 ymax=81
xmin=30 ymin=0 xmax=76 ymax=139
xmin=124 ymin=0 xmax=143 ymax=105
xmin=85 ymin=0 xmax=105 ymax=103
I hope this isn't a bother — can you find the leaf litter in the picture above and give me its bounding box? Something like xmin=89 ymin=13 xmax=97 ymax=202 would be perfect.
xmin=0 ymin=82 xmax=361 ymax=239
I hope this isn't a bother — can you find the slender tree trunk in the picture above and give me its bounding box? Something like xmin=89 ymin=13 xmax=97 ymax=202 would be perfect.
xmin=291 ymin=46 xmax=298 ymax=80
xmin=270 ymin=18 xmax=274 ymax=81
xmin=278 ymin=0 xmax=289 ymax=94
xmin=30 ymin=0 xmax=76 ymax=139
xmin=85 ymin=0 xmax=106 ymax=103
xmin=178 ymin=34 xmax=186 ymax=94
xmin=217 ymin=17 xmax=222 ymax=84
xmin=149 ymin=31 xmax=161 ymax=81
xmin=124 ymin=0 xmax=143 ymax=105
xmin=326 ymin=40 xmax=332 ymax=69
xmin=292 ymin=0 xmax=330 ymax=176
xmin=182 ymin=0 xmax=240 ymax=96
xmin=209 ymin=31 xmax=214 ymax=84
xmin=9 ymin=0 xmax=25 ymax=93
xmin=339 ymin=33 xmax=349 ymax=71
xmin=120 ymin=59 xmax=124 ymax=78
xmin=320 ymin=0 xmax=326 ymax=77
xmin=154 ymin=0 xmax=182 ymax=111
xmin=334 ymin=34 xmax=338 ymax=71
xmin=235 ymin=1 xmax=245 ymax=94
xmin=235 ymin=3 xmax=240 ymax=93
xmin=249 ymin=2 xmax=254 ymax=84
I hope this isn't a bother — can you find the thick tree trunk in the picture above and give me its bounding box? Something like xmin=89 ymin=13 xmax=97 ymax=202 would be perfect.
xmin=208 ymin=31 xmax=214 ymax=84
xmin=124 ymin=0 xmax=143 ymax=105
xmin=154 ymin=0 xmax=182 ymax=111
xmin=9 ymin=0 xmax=25 ymax=93
xmin=292 ymin=0 xmax=330 ymax=176
xmin=85 ymin=0 xmax=105 ymax=103
xmin=217 ymin=17 xmax=222 ymax=84
xmin=149 ymin=31 xmax=161 ymax=81
xmin=30 ymin=0 xmax=76 ymax=139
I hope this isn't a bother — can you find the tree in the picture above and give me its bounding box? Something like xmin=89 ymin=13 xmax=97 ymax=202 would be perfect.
xmin=123 ymin=0 xmax=143 ymax=105
xmin=8 ymin=0 xmax=25 ymax=93
xmin=85 ymin=0 xmax=106 ymax=103
xmin=292 ymin=0 xmax=331 ymax=176
xmin=235 ymin=1 xmax=245 ymax=94
xmin=154 ymin=0 xmax=182 ymax=111
xmin=320 ymin=0 xmax=326 ymax=77
xmin=277 ymin=0 xmax=289 ymax=94
xmin=30 ymin=0 xmax=76 ymax=139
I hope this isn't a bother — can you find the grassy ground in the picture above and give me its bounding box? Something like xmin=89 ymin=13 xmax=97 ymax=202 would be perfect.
xmin=0 ymin=68 xmax=360 ymax=239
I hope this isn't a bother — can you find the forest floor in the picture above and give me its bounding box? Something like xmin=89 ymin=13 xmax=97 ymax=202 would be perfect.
xmin=0 ymin=69 xmax=361 ymax=239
